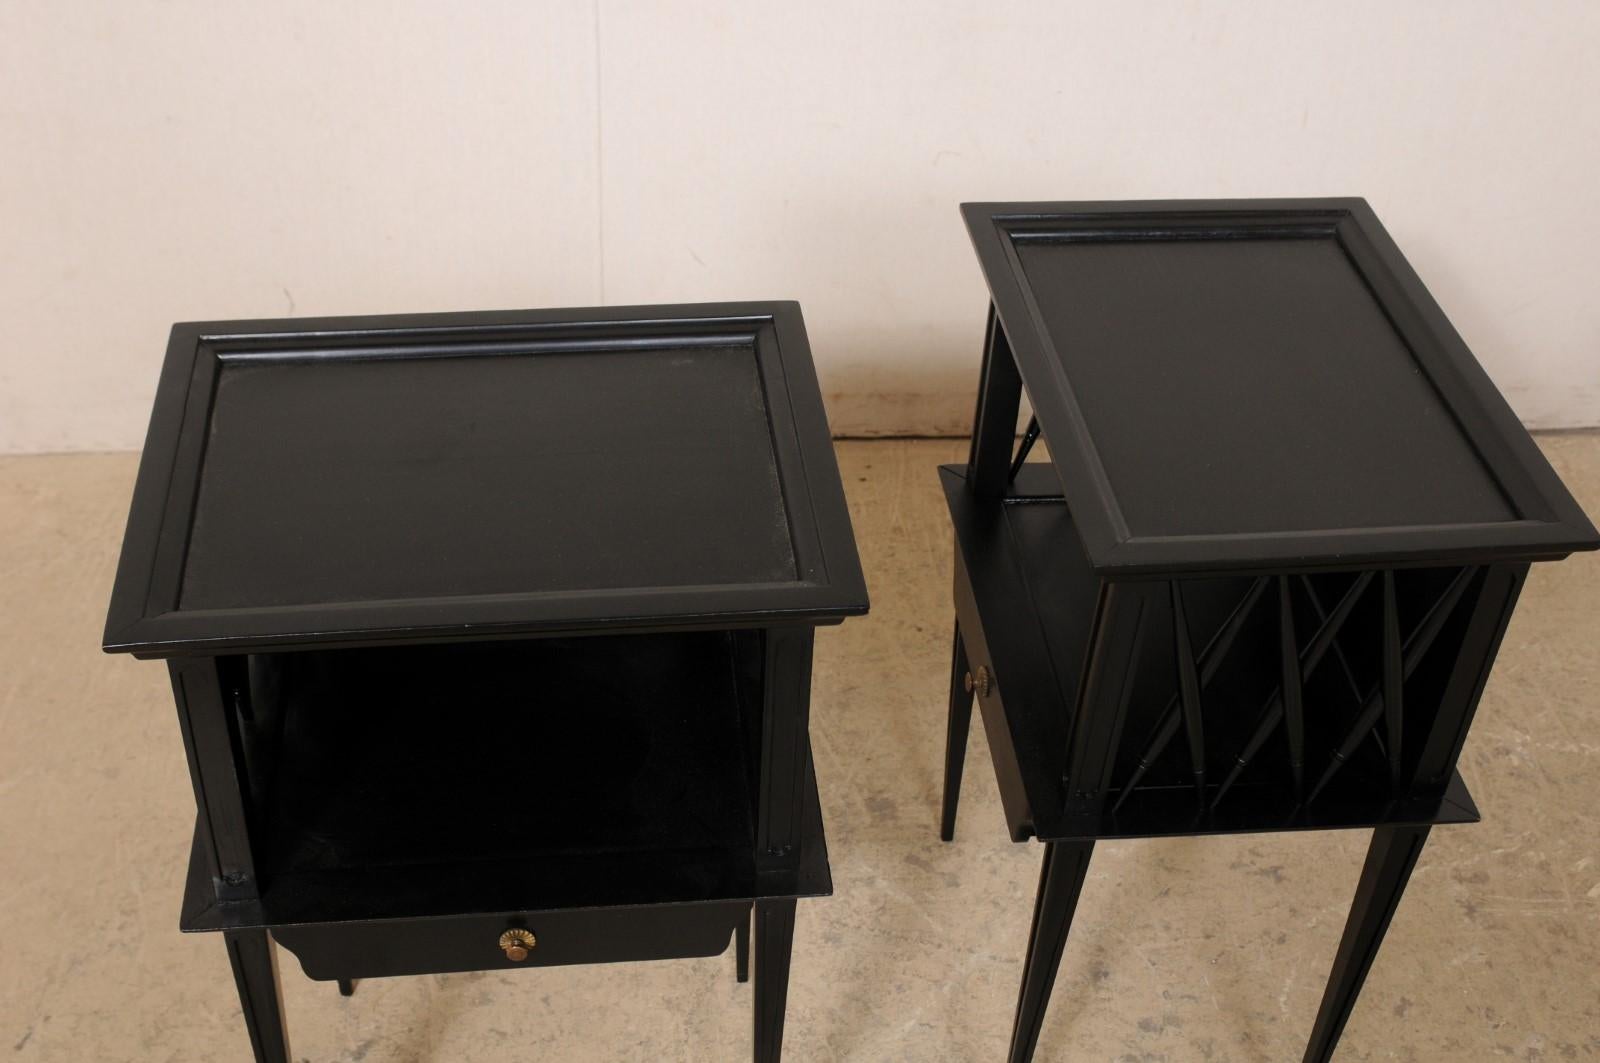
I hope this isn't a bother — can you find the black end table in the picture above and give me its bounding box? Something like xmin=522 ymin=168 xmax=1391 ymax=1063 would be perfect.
xmin=103 ymin=302 xmax=867 ymax=1062
xmin=942 ymin=199 xmax=1597 ymax=1062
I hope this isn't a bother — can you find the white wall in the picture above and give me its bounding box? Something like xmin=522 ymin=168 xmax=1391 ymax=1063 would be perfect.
xmin=4 ymin=1 xmax=1598 ymax=453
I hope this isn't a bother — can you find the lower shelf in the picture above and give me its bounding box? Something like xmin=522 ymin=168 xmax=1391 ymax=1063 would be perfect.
xmin=181 ymin=748 xmax=830 ymax=931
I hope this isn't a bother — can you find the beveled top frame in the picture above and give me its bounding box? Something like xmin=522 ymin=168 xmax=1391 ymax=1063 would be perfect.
xmin=962 ymin=198 xmax=1598 ymax=579
xmin=103 ymin=302 xmax=867 ymax=658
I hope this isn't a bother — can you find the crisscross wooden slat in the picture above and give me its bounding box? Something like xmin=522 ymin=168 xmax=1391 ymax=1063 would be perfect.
xmin=1009 ymin=416 xmax=1042 ymax=482
xmin=1110 ymin=577 xmax=1270 ymax=812
xmin=1382 ymin=572 xmax=1404 ymax=790
xmin=1211 ymin=571 xmax=1377 ymax=808
xmin=1171 ymin=582 xmax=1207 ymax=800
xmin=1279 ymin=576 xmax=1307 ymax=799
xmin=1307 ymin=567 xmax=1478 ymax=802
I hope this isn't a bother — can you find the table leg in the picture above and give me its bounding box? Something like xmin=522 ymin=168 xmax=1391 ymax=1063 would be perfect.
xmin=1303 ymin=825 xmax=1431 ymax=1063
xmin=337 ymin=978 xmax=355 ymax=997
xmin=1008 ymin=841 xmax=1094 ymax=1063
xmin=753 ymin=899 xmax=797 ymax=1063
xmin=224 ymin=930 xmax=291 ymax=1063
xmin=941 ymin=619 xmax=975 ymax=841
xmin=967 ymin=303 xmax=1024 ymax=498
xmin=736 ymin=906 xmax=752 ymax=983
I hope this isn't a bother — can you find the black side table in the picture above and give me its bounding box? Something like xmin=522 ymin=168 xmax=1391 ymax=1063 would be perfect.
xmin=941 ymin=200 xmax=1597 ymax=1062
xmin=102 ymin=303 xmax=867 ymax=1062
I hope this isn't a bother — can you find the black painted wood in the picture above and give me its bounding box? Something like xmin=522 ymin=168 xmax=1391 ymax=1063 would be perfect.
xmin=1007 ymin=842 xmax=1094 ymax=1063
xmin=753 ymin=899 xmax=797 ymax=1063
xmin=180 ymin=743 xmax=833 ymax=933
xmin=103 ymin=303 xmax=866 ymax=658
xmin=1170 ymin=582 xmax=1207 ymax=801
xmin=940 ymin=620 xmax=974 ymax=841
xmin=273 ymin=902 xmax=747 ymax=980
xmin=757 ymin=627 xmax=816 ymax=878
xmin=1411 ymin=565 xmax=1528 ymax=791
xmin=1304 ymin=826 xmax=1431 ymax=1062
xmin=948 ymin=200 xmax=1596 ymax=1060
xmin=167 ymin=657 xmax=259 ymax=900
xmin=966 ymin=303 xmax=1023 ymax=499
xmin=224 ymin=930 xmax=290 ymax=1063
xmin=962 ymin=200 xmax=1597 ymax=576
xmin=104 ymin=303 xmax=863 ymax=1062
xmin=1278 ymin=575 xmax=1308 ymax=800
xmin=1118 ymin=576 xmax=1271 ymax=810
xmin=736 ymin=907 xmax=752 ymax=984
xmin=941 ymin=467 xmax=1482 ymax=841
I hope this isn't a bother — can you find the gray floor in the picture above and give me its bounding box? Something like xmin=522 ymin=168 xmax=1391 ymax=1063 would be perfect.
xmin=2 ymin=436 xmax=1597 ymax=1061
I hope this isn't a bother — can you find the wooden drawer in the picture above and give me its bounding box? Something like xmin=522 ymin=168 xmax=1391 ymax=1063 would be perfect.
xmin=952 ymin=543 xmax=1042 ymax=842
xmin=272 ymin=901 xmax=747 ymax=981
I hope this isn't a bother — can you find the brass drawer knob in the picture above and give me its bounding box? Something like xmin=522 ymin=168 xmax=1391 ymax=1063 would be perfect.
xmin=498 ymin=928 xmax=536 ymax=962
xmin=964 ymin=666 xmax=992 ymax=698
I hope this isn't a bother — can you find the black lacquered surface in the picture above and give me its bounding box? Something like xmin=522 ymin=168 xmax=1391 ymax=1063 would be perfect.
xmin=103 ymin=303 xmax=867 ymax=657
xmin=963 ymin=199 xmax=1598 ymax=575
xmin=1012 ymin=235 xmax=1513 ymax=536
xmin=948 ymin=199 xmax=1597 ymax=1063
xmin=184 ymin=345 xmax=795 ymax=610
xmin=104 ymin=303 xmax=860 ymax=1063
xmin=943 ymin=464 xmax=1483 ymax=843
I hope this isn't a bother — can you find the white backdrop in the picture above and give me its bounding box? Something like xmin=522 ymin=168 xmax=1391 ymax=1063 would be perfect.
xmin=4 ymin=1 xmax=1598 ymax=452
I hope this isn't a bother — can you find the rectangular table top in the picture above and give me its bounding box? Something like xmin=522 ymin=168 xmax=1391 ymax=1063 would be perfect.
xmin=104 ymin=303 xmax=867 ymax=656
xmin=963 ymin=199 xmax=1597 ymax=577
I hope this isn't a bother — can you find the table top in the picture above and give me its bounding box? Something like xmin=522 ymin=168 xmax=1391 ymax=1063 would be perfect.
xmin=104 ymin=303 xmax=866 ymax=656
xmin=964 ymin=198 xmax=1597 ymax=577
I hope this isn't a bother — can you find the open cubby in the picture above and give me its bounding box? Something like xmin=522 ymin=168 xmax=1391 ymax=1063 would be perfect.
xmin=217 ymin=630 xmax=775 ymax=920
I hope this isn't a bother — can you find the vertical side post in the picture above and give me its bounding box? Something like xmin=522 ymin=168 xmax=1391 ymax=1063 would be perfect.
xmin=1279 ymin=575 xmax=1307 ymax=799
xmin=168 ymin=657 xmax=259 ymax=900
xmin=1063 ymin=584 xmax=1149 ymax=816
xmin=1169 ymin=582 xmax=1207 ymax=802
xmin=1303 ymin=825 xmax=1430 ymax=1063
xmin=1411 ymin=563 xmax=1527 ymax=791
xmin=1381 ymin=572 xmax=1405 ymax=790
xmin=968 ymin=303 xmax=1024 ymax=498
xmin=756 ymin=627 xmax=815 ymax=876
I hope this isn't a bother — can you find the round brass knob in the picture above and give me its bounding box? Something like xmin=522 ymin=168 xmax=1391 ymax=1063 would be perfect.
xmin=498 ymin=928 xmax=536 ymax=962
xmin=964 ymin=666 xmax=992 ymax=698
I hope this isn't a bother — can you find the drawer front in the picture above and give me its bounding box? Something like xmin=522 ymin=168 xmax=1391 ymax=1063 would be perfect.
xmin=272 ymin=902 xmax=747 ymax=981
xmin=952 ymin=550 xmax=1034 ymax=841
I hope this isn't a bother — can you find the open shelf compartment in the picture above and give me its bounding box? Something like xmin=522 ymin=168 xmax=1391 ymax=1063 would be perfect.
xmin=944 ymin=464 xmax=1486 ymax=843
xmin=183 ymin=629 xmax=829 ymax=929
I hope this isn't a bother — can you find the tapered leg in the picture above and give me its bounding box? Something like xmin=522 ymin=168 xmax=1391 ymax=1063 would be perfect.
xmin=224 ymin=930 xmax=291 ymax=1063
xmin=1008 ymin=841 xmax=1094 ymax=1063
xmin=1303 ymin=825 xmax=1431 ymax=1063
xmin=753 ymin=899 xmax=797 ymax=1063
xmin=941 ymin=620 xmax=975 ymax=841
xmin=967 ymin=303 xmax=1024 ymax=498
xmin=337 ymin=978 xmax=355 ymax=997
xmin=736 ymin=906 xmax=752 ymax=983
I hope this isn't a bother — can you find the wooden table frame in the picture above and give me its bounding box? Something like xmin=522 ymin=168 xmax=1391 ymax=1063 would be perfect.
xmin=104 ymin=303 xmax=868 ymax=1063
xmin=943 ymin=199 xmax=1596 ymax=1063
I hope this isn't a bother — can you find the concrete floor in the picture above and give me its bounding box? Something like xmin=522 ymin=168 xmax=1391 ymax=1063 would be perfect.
xmin=1 ymin=436 xmax=1597 ymax=1062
